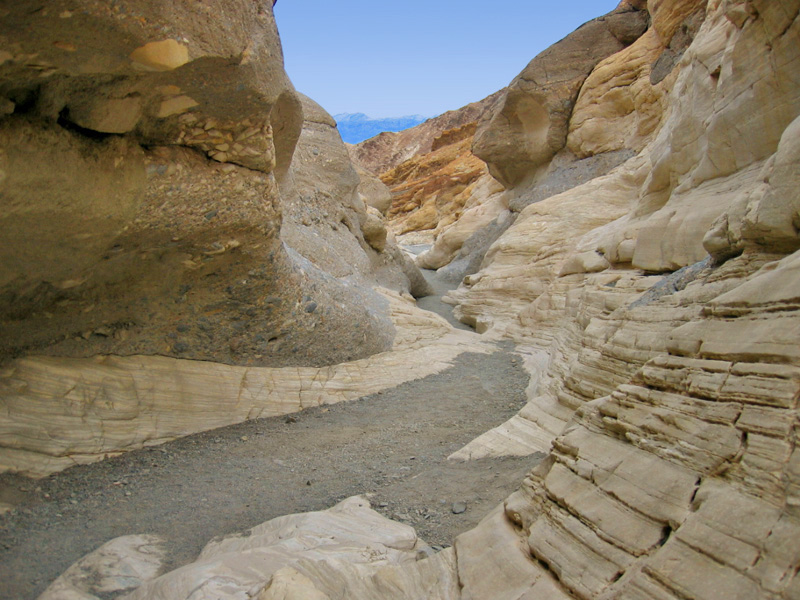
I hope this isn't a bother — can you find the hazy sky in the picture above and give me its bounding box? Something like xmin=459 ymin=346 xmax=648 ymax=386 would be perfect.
xmin=274 ymin=1 xmax=620 ymax=118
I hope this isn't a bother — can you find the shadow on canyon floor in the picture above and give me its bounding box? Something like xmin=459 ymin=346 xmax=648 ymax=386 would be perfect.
xmin=0 ymin=347 xmax=539 ymax=599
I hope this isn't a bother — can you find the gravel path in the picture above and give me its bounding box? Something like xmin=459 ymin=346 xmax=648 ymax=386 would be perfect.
xmin=0 ymin=270 xmax=541 ymax=599
xmin=0 ymin=348 xmax=540 ymax=600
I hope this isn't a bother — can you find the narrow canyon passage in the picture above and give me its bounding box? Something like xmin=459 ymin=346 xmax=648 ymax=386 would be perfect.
xmin=0 ymin=347 xmax=537 ymax=600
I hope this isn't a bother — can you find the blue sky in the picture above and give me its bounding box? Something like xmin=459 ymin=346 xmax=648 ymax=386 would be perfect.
xmin=274 ymin=1 xmax=620 ymax=118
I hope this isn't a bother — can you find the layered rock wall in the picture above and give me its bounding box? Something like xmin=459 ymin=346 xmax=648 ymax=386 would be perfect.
xmin=441 ymin=0 xmax=800 ymax=598
xmin=10 ymin=0 xmax=800 ymax=598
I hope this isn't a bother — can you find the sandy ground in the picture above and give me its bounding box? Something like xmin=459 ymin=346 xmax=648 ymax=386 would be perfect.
xmin=0 ymin=270 xmax=541 ymax=599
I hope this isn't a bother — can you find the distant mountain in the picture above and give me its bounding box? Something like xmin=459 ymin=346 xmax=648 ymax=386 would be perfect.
xmin=334 ymin=113 xmax=429 ymax=144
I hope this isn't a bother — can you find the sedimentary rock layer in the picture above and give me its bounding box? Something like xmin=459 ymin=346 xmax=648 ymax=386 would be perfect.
xmin=0 ymin=289 xmax=487 ymax=477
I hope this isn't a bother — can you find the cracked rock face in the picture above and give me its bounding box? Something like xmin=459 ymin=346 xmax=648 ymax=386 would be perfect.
xmin=0 ymin=0 xmax=413 ymax=369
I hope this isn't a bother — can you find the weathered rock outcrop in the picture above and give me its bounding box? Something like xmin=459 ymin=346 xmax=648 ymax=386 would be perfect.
xmin=472 ymin=2 xmax=649 ymax=188
xmin=0 ymin=289 xmax=485 ymax=477
xmin=40 ymin=497 xmax=460 ymax=600
xmin=17 ymin=0 xmax=800 ymax=598
xmin=349 ymin=92 xmax=501 ymax=176
xmin=0 ymin=0 xmax=423 ymax=370
xmin=279 ymin=93 xmax=430 ymax=297
xmin=359 ymin=2 xmax=652 ymax=287
xmin=0 ymin=0 xmax=435 ymax=475
xmin=350 ymin=93 xmax=503 ymax=256
xmin=382 ymin=131 xmax=491 ymax=239
xmin=438 ymin=1 xmax=800 ymax=598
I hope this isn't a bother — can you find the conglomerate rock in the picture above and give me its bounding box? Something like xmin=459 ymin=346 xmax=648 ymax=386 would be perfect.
xmin=0 ymin=0 xmax=425 ymax=369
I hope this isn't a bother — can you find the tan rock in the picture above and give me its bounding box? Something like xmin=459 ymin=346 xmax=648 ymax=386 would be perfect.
xmin=259 ymin=568 xmax=331 ymax=600
xmin=280 ymin=93 xmax=429 ymax=296
xmin=156 ymin=95 xmax=199 ymax=118
xmin=415 ymin=174 xmax=507 ymax=270
xmin=350 ymin=92 xmax=501 ymax=175
xmin=623 ymin=0 xmax=800 ymax=271
xmin=0 ymin=119 xmax=145 ymax=292
xmin=129 ymin=39 xmax=190 ymax=71
xmin=67 ymin=95 xmax=143 ymax=134
xmin=362 ymin=206 xmax=388 ymax=252
xmin=0 ymin=290 xmax=487 ymax=477
xmin=567 ymin=29 xmax=668 ymax=158
xmin=473 ymin=5 xmax=648 ymax=187
xmin=704 ymin=114 xmax=800 ymax=259
xmin=39 ymin=535 xmax=165 ymax=600
xmin=114 ymin=496 xmax=451 ymax=600
xmin=354 ymin=163 xmax=392 ymax=214
xmin=447 ymin=153 xmax=649 ymax=333
xmin=383 ymin=135 xmax=489 ymax=238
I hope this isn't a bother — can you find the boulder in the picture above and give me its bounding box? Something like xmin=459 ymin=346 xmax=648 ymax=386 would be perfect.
xmin=472 ymin=4 xmax=649 ymax=188
xmin=0 ymin=1 xmax=429 ymax=369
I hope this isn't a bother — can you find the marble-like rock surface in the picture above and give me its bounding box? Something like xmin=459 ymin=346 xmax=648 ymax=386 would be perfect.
xmin=603 ymin=0 xmax=800 ymax=273
xmin=0 ymin=289 xmax=489 ymax=477
xmin=40 ymin=496 xmax=460 ymax=600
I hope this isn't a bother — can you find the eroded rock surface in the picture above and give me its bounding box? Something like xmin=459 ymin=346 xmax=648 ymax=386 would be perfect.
xmin=472 ymin=3 xmax=649 ymax=189
xmin=8 ymin=0 xmax=800 ymax=599
xmin=0 ymin=0 xmax=422 ymax=370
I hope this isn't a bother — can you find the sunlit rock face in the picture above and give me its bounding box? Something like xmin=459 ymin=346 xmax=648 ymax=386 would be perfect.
xmin=0 ymin=0 xmax=420 ymax=369
xmin=442 ymin=0 xmax=800 ymax=598
xmin=349 ymin=92 xmax=501 ymax=176
xmin=350 ymin=93 xmax=502 ymax=254
xmin=365 ymin=3 xmax=652 ymax=286
xmin=40 ymin=497 xmax=461 ymax=600
xmin=471 ymin=3 xmax=649 ymax=189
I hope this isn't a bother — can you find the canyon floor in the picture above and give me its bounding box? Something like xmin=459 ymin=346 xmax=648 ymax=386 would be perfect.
xmin=0 ymin=272 xmax=539 ymax=600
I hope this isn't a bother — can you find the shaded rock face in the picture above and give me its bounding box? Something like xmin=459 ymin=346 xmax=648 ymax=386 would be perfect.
xmin=281 ymin=94 xmax=430 ymax=299
xmin=0 ymin=0 xmax=418 ymax=368
xmin=472 ymin=3 xmax=649 ymax=188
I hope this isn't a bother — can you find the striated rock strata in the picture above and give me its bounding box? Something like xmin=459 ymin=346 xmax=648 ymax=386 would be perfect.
xmin=0 ymin=289 xmax=487 ymax=477
xmin=17 ymin=0 xmax=800 ymax=598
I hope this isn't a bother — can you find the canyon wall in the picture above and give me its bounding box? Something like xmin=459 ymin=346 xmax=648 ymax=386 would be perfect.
xmin=0 ymin=0 xmax=435 ymax=475
xmin=0 ymin=0 xmax=428 ymax=372
xmin=98 ymin=0 xmax=800 ymax=598
xmin=12 ymin=0 xmax=800 ymax=598
xmin=445 ymin=0 xmax=800 ymax=598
